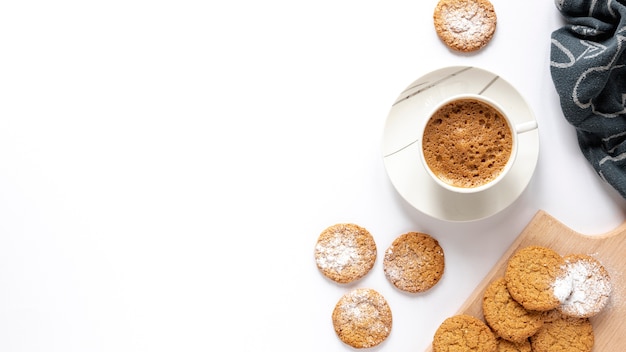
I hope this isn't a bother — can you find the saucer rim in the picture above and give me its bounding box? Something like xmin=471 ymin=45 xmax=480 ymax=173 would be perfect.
xmin=381 ymin=65 xmax=540 ymax=222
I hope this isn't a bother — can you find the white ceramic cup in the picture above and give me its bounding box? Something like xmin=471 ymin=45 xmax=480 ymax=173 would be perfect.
xmin=418 ymin=94 xmax=538 ymax=194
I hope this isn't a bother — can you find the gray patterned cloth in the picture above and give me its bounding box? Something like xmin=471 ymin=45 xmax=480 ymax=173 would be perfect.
xmin=550 ymin=0 xmax=626 ymax=198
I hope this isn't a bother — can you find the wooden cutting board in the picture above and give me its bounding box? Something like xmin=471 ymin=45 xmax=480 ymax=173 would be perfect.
xmin=424 ymin=210 xmax=626 ymax=351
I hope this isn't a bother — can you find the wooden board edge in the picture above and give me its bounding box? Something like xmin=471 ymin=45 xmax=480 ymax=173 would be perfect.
xmin=454 ymin=210 xmax=551 ymax=315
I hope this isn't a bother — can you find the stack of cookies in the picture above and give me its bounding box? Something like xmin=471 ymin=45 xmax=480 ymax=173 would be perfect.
xmin=433 ymin=245 xmax=612 ymax=352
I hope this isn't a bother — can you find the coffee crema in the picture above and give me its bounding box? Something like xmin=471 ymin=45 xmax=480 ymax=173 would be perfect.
xmin=422 ymin=98 xmax=513 ymax=188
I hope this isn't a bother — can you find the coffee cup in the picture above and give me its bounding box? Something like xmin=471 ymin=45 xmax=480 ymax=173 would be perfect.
xmin=418 ymin=94 xmax=537 ymax=194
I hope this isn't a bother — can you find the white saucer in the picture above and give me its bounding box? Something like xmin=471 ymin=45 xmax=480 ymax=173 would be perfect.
xmin=381 ymin=66 xmax=539 ymax=222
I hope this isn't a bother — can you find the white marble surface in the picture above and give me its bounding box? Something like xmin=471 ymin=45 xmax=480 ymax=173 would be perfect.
xmin=1 ymin=0 xmax=625 ymax=351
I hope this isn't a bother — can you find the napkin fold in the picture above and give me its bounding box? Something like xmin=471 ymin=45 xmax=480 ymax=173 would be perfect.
xmin=550 ymin=0 xmax=626 ymax=198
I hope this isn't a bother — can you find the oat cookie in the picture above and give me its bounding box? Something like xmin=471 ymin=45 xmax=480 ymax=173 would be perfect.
xmin=383 ymin=232 xmax=445 ymax=293
xmin=496 ymin=338 xmax=532 ymax=352
xmin=433 ymin=314 xmax=497 ymax=352
xmin=530 ymin=316 xmax=594 ymax=352
xmin=314 ymin=223 xmax=376 ymax=284
xmin=504 ymin=246 xmax=566 ymax=311
xmin=555 ymin=254 xmax=612 ymax=318
xmin=332 ymin=288 xmax=392 ymax=349
xmin=482 ymin=278 xmax=544 ymax=343
xmin=433 ymin=0 xmax=497 ymax=52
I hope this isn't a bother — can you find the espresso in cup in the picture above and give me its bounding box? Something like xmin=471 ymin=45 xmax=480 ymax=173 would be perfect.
xmin=421 ymin=97 xmax=513 ymax=190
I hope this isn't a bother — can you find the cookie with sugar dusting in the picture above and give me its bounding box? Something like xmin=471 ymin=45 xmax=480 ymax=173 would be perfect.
xmin=433 ymin=0 xmax=497 ymax=52
xmin=505 ymin=246 xmax=566 ymax=311
xmin=314 ymin=223 xmax=377 ymax=284
xmin=332 ymin=288 xmax=392 ymax=349
xmin=383 ymin=232 xmax=445 ymax=293
xmin=555 ymin=254 xmax=612 ymax=318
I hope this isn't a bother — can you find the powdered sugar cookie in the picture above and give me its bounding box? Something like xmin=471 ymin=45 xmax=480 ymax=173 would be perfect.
xmin=314 ymin=223 xmax=377 ymax=284
xmin=554 ymin=254 xmax=612 ymax=318
xmin=433 ymin=0 xmax=497 ymax=52
xmin=332 ymin=288 xmax=392 ymax=349
xmin=383 ymin=232 xmax=445 ymax=293
xmin=505 ymin=246 xmax=566 ymax=311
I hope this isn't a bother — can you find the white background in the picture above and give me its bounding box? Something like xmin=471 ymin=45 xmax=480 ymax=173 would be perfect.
xmin=1 ymin=0 xmax=625 ymax=351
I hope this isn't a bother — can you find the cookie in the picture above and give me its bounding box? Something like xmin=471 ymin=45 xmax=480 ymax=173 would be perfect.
xmin=482 ymin=278 xmax=544 ymax=343
xmin=331 ymin=288 xmax=392 ymax=349
xmin=555 ymin=254 xmax=612 ymax=318
xmin=504 ymin=246 xmax=566 ymax=311
xmin=433 ymin=314 xmax=497 ymax=352
xmin=383 ymin=232 xmax=445 ymax=293
xmin=530 ymin=316 xmax=594 ymax=352
xmin=496 ymin=338 xmax=532 ymax=352
xmin=314 ymin=223 xmax=377 ymax=284
xmin=539 ymin=309 xmax=564 ymax=323
xmin=433 ymin=0 xmax=497 ymax=52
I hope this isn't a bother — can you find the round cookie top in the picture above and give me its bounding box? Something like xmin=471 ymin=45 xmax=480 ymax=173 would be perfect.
xmin=314 ymin=223 xmax=377 ymax=284
xmin=530 ymin=316 xmax=594 ymax=352
xmin=433 ymin=0 xmax=497 ymax=52
xmin=496 ymin=338 xmax=532 ymax=352
xmin=331 ymin=288 xmax=392 ymax=349
xmin=483 ymin=277 xmax=544 ymax=344
xmin=555 ymin=254 xmax=612 ymax=318
xmin=433 ymin=314 xmax=497 ymax=352
xmin=383 ymin=232 xmax=445 ymax=293
xmin=505 ymin=246 xmax=566 ymax=311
